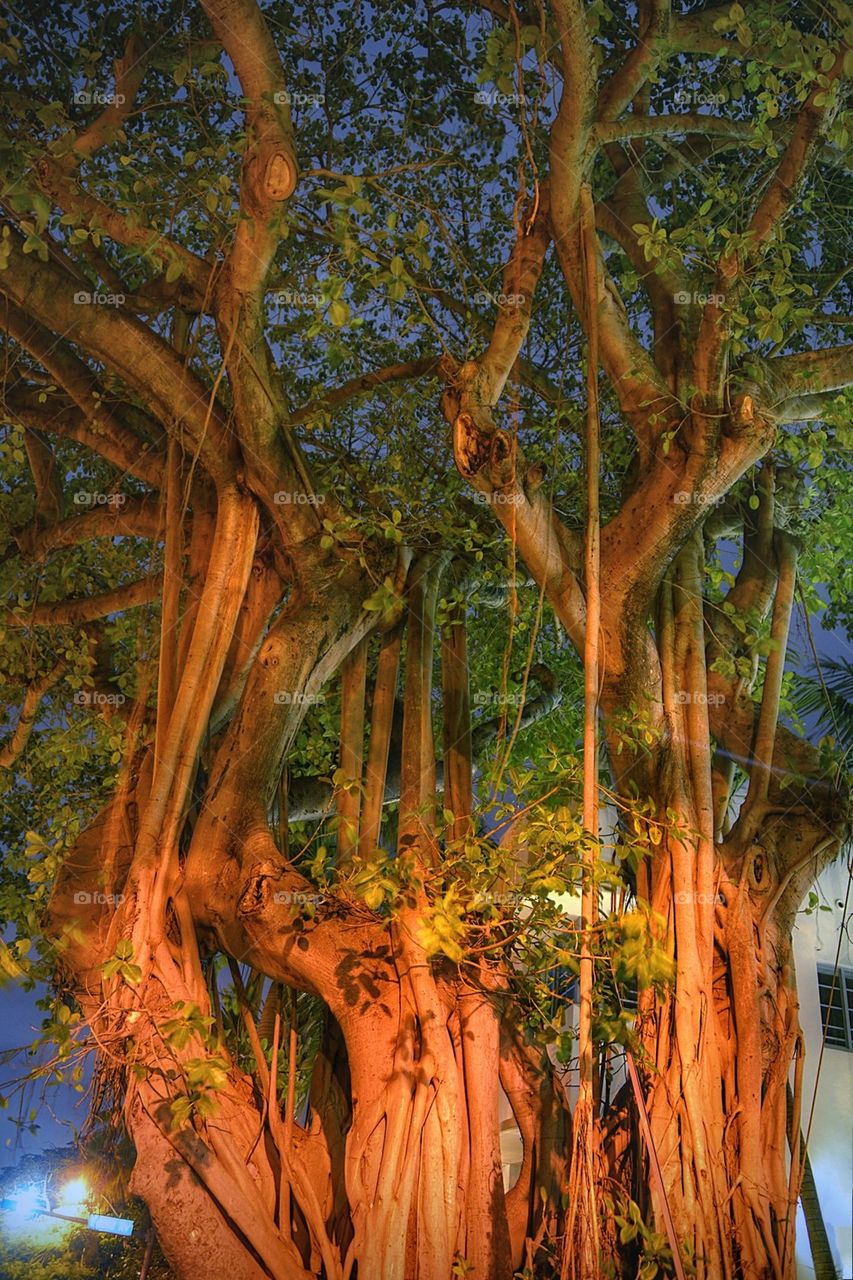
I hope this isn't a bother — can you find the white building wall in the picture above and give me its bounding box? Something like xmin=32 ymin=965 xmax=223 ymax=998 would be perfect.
xmin=792 ymin=858 xmax=853 ymax=1280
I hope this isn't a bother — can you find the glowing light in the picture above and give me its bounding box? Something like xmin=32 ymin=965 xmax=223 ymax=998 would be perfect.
xmin=1 ymin=1172 xmax=131 ymax=1239
xmin=0 ymin=1183 xmax=58 ymax=1240
xmin=56 ymin=1176 xmax=89 ymax=1216
xmin=4 ymin=1184 xmax=46 ymax=1214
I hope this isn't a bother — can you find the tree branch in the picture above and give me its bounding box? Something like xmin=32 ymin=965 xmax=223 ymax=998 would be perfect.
xmin=2 ymin=303 xmax=165 ymax=477
xmin=477 ymin=185 xmax=553 ymax=405
xmin=284 ymin=222 xmax=564 ymax=406
xmin=548 ymin=27 xmax=680 ymax=447
xmin=32 ymin=160 xmax=210 ymax=300
xmin=0 ymin=660 xmax=67 ymax=768
xmin=12 ymin=494 xmax=161 ymax=562
xmin=594 ymin=181 xmax=686 ymax=388
xmin=201 ymin=0 xmax=298 ymax=298
xmin=289 ymin=358 xmax=439 ymax=425
xmin=592 ymin=114 xmax=763 ymax=147
xmin=775 ymin=391 xmax=847 ymax=424
xmin=594 ymin=0 xmax=672 ymax=123
xmin=2 ymin=388 xmax=164 ymax=489
xmin=693 ymin=49 xmax=846 ymax=402
xmin=69 ymin=33 xmax=149 ymax=160
xmin=4 ymin=575 xmax=162 ymax=627
xmin=548 ymin=0 xmax=596 ymax=239
xmin=671 ymin=8 xmax=806 ymax=71
xmin=22 ymin=425 xmax=62 ymax=525
xmin=0 ymin=236 xmax=237 ymax=483
xmin=768 ymin=344 xmax=853 ymax=401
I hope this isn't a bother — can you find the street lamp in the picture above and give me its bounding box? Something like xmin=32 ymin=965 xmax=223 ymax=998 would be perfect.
xmin=0 ymin=1178 xmax=133 ymax=1238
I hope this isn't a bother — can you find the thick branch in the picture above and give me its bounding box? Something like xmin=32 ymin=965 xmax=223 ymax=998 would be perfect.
xmin=768 ymin=344 xmax=853 ymax=400
xmin=592 ymin=114 xmax=763 ymax=147
xmin=594 ymin=180 xmax=686 ymax=388
xmin=549 ymin=0 xmax=596 ymax=222
xmin=443 ymin=407 xmax=586 ymax=650
xmin=32 ymin=160 xmax=210 ymax=300
xmin=13 ymin=494 xmax=160 ymax=561
xmin=22 ymin=426 xmax=62 ymax=525
xmin=671 ymin=9 xmax=808 ymax=71
xmin=0 ymin=237 xmax=237 ymax=483
xmin=595 ymin=1 xmax=671 ymax=121
xmin=2 ymin=305 xmax=166 ymax=482
xmin=477 ymin=185 xmax=552 ymax=405
xmin=3 ymin=575 xmax=162 ymax=627
xmin=2 ymin=389 xmax=163 ymax=489
xmin=775 ymin=392 xmax=846 ymax=424
xmin=201 ymin=0 xmax=298 ymax=298
xmin=549 ymin=63 xmax=680 ymax=446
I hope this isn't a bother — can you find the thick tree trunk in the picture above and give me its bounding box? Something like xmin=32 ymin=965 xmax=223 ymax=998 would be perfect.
xmin=128 ymin=1101 xmax=272 ymax=1280
xmin=47 ymin=545 xmax=571 ymax=1280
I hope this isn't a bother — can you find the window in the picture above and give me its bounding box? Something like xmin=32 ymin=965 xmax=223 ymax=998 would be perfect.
xmin=548 ymin=966 xmax=578 ymax=1021
xmin=816 ymin=965 xmax=853 ymax=1051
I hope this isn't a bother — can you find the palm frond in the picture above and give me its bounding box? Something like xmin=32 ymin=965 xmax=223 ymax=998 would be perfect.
xmin=792 ymin=657 xmax=853 ymax=754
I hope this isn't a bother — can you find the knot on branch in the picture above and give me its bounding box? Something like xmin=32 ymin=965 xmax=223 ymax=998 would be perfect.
xmin=489 ymin=428 xmax=517 ymax=488
xmin=747 ymin=846 xmax=772 ymax=896
xmin=453 ymin=411 xmax=492 ymax=480
xmin=725 ymin=368 xmax=783 ymax=441
xmin=263 ymin=148 xmax=298 ymax=201
xmin=731 ymin=393 xmax=755 ymax=428
xmin=243 ymin=139 xmax=298 ymax=213
xmin=237 ymin=863 xmax=278 ymax=918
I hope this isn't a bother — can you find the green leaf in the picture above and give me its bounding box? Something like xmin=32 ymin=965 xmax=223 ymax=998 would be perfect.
xmin=329 ymin=300 xmax=350 ymax=326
